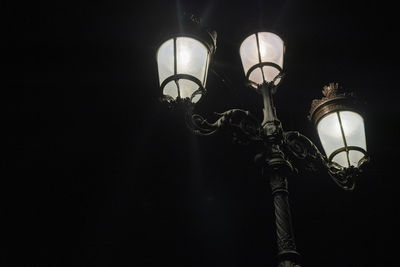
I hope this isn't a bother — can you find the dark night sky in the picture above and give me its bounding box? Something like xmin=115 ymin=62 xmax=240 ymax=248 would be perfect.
xmin=4 ymin=0 xmax=400 ymax=266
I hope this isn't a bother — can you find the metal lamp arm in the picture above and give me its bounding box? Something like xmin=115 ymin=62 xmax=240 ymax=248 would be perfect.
xmin=282 ymin=131 xmax=361 ymax=191
xmin=282 ymin=131 xmax=326 ymax=171
xmin=185 ymin=108 xmax=263 ymax=145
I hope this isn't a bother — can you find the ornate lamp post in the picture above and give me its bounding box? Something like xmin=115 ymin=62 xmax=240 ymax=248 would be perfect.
xmin=156 ymin=16 xmax=369 ymax=267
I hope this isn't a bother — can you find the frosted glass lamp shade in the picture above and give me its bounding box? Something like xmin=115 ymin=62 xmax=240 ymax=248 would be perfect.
xmin=317 ymin=111 xmax=367 ymax=168
xmin=309 ymin=83 xmax=368 ymax=169
xmin=157 ymin=36 xmax=211 ymax=103
xmin=239 ymin=32 xmax=284 ymax=87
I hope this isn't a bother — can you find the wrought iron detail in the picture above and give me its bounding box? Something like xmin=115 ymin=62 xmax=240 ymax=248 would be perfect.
xmin=181 ymin=108 xmax=368 ymax=191
xmin=271 ymin=184 xmax=296 ymax=251
xmin=269 ymin=172 xmax=301 ymax=266
xmin=185 ymin=109 xmax=263 ymax=144
xmin=326 ymin=153 xmax=369 ymax=191
xmin=308 ymin=83 xmax=360 ymax=126
xmin=262 ymin=120 xmax=283 ymax=144
xmin=308 ymin=83 xmax=354 ymax=120
xmin=281 ymin=130 xmax=370 ymax=191
xmin=282 ymin=131 xmax=326 ymax=173
xmin=157 ymin=17 xmax=370 ymax=265
xmin=246 ymin=62 xmax=283 ymax=85
xmin=328 ymin=146 xmax=368 ymax=165
xmin=160 ymin=95 xmax=194 ymax=111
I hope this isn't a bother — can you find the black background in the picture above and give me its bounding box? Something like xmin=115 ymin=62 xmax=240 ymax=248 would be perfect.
xmin=4 ymin=0 xmax=400 ymax=266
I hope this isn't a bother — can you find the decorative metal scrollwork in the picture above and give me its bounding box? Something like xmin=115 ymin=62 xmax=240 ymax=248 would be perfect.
xmin=282 ymin=131 xmax=369 ymax=191
xmin=282 ymin=131 xmax=326 ymax=173
xmin=168 ymin=98 xmax=369 ymax=191
xmin=159 ymin=95 xmax=194 ymax=111
xmin=185 ymin=108 xmax=263 ymax=145
xmin=326 ymin=152 xmax=369 ymax=191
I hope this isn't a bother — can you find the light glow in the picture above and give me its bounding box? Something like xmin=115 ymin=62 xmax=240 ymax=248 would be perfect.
xmin=239 ymin=32 xmax=284 ymax=87
xmin=156 ymin=36 xmax=210 ymax=103
xmin=317 ymin=110 xmax=366 ymax=168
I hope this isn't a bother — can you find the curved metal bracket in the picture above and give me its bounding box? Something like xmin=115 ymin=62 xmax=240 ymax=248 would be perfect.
xmin=185 ymin=108 xmax=263 ymax=145
xmin=282 ymin=131 xmax=369 ymax=191
xmin=282 ymin=131 xmax=326 ymax=173
xmin=326 ymin=153 xmax=370 ymax=191
xmin=160 ymin=73 xmax=206 ymax=106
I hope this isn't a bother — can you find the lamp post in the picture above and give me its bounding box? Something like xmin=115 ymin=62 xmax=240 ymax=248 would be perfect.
xmin=156 ymin=15 xmax=369 ymax=267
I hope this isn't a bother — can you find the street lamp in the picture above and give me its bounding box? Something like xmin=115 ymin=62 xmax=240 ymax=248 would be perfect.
xmin=239 ymin=31 xmax=284 ymax=88
xmin=157 ymin=15 xmax=216 ymax=104
xmin=156 ymin=15 xmax=369 ymax=267
xmin=309 ymin=83 xmax=368 ymax=170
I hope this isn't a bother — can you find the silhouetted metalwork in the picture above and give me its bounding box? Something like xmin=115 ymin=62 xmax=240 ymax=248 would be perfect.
xmin=157 ymin=17 xmax=369 ymax=266
xmin=163 ymin=80 xmax=369 ymax=266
